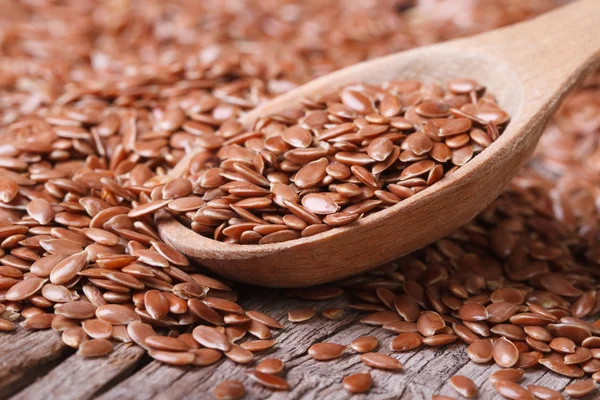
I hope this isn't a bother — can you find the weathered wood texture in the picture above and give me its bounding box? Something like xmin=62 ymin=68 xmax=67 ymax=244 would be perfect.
xmin=0 ymin=328 xmax=68 ymax=399
xmin=2 ymin=289 xmax=596 ymax=400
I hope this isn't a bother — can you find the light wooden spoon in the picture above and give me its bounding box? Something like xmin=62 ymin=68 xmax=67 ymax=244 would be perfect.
xmin=157 ymin=0 xmax=600 ymax=287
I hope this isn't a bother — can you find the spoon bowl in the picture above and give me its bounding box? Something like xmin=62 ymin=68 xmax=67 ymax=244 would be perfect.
xmin=158 ymin=0 xmax=600 ymax=287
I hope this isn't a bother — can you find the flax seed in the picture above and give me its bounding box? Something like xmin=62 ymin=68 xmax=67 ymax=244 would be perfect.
xmin=449 ymin=375 xmax=477 ymax=398
xmin=308 ymin=343 xmax=347 ymax=361
xmin=78 ymin=339 xmax=113 ymax=357
xmin=564 ymin=380 xmax=596 ymax=398
xmin=213 ymin=380 xmax=245 ymax=400
xmin=494 ymin=381 xmax=535 ymax=400
xmin=360 ymin=352 xmax=402 ymax=370
xmin=256 ymin=358 xmax=284 ymax=375
xmin=342 ymin=372 xmax=372 ymax=394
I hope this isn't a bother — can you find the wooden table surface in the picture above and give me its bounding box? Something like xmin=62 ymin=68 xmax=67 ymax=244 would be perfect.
xmin=1 ymin=287 xmax=591 ymax=400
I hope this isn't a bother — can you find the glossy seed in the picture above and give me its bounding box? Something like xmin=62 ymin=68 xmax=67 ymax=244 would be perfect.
xmin=288 ymin=308 xmax=316 ymax=322
xmin=350 ymin=336 xmax=379 ymax=353
xmin=360 ymin=352 xmax=402 ymax=370
xmin=308 ymin=343 xmax=346 ymax=360
xmin=213 ymin=380 xmax=246 ymax=400
xmin=342 ymin=372 xmax=372 ymax=394
xmin=449 ymin=375 xmax=478 ymax=398
xmin=247 ymin=371 xmax=290 ymax=390
xmin=494 ymin=380 xmax=535 ymax=400
xmin=526 ymin=385 xmax=563 ymax=400
xmin=390 ymin=332 xmax=423 ymax=352
xmin=564 ymin=380 xmax=596 ymax=398
xmin=493 ymin=337 xmax=519 ymax=368
xmin=256 ymin=358 xmax=284 ymax=374
xmin=489 ymin=368 xmax=525 ymax=384
xmin=77 ymin=339 xmax=112 ymax=357
xmin=468 ymin=339 xmax=494 ymax=363
xmin=192 ymin=325 xmax=231 ymax=351
xmin=191 ymin=348 xmax=222 ymax=366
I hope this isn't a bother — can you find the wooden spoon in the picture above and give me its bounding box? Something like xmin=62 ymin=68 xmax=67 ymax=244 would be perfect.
xmin=157 ymin=0 xmax=600 ymax=287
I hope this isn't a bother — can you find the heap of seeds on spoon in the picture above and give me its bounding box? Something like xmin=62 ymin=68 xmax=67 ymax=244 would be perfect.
xmin=174 ymin=79 xmax=509 ymax=244
xmin=1 ymin=0 xmax=600 ymax=399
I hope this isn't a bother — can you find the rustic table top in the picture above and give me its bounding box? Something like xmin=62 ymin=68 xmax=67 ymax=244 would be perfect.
xmin=0 ymin=287 xmax=588 ymax=400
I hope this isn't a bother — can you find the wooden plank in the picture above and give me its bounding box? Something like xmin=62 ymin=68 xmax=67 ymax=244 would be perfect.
xmin=0 ymin=327 xmax=69 ymax=399
xmin=94 ymin=290 xmax=582 ymax=399
xmin=10 ymin=344 xmax=146 ymax=400
xmin=7 ymin=290 xmax=595 ymax=399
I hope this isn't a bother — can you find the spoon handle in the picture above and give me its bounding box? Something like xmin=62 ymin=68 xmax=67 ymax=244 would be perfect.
xmin=466 ymin=0 xmax=600 ymax=95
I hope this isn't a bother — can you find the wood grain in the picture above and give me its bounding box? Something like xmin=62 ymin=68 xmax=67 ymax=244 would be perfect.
xmin=10 ymin=344 xmax=146 ymax=400
xmin=0 ymin=328 xmax=68 ymax=399
xmin=2 ymin=289 xmax=596 ymax=399
xmin=158 ymin=0 xmax=600 ymax=288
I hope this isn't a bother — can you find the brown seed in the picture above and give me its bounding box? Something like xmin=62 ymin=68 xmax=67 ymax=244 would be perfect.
xmin=489 ymin=368 xmax=525 ymax=384
xmin=526 ymin=385 xmax=563 ymax=400
xmin=308 ymin=343 xmax=346 ymax=360
xmin=240 ymin=339 xmax=277 ymax=352
xmin=422 ymin=334 xmax=458 ymax=346
xmin=342 ymin=372 xmax=373 ymax=394
xmin=23 ymin=313 xmax=56 ymax=329
xmin=51 ymin=315 xmax=79 ymax=331
xmin=188 ymin=298 xmax=224 ymax=325
xmin=491 ymin=324 xmax=527 ymax=341
xmin=0 ymin=319 xmax=16 ymax=332
xmin=494 ymin=381 xmax=535 ymax=400
xmin=361 ymin=310 xmax=401 ymax=325
xmin=148 ymin=349 xmax=195 ymax=365
xmin=565 ymin=347 xmax=592 ymax=364
xmin=468 ymin=339 xmax=494 ymax=363
xmin=62 ymin=327 xmax=88 ymax=348
xmin=192 ymin=325 xmax=231 ymax=351
xmin=213 ymin=380 xmax=245 ymax=400
xmin=564 ymin=381 xmax=596 ymax=398
xmin=247 ymin=370 xmax=290 ymax=390
xmin=191 ymin=348 xmax=222 ymax=366
xmin=538 ymin=353 xmax=584 ymax=377
xmin=360 ymin=352 xmax=402 ymax=370
xmin=82 ymin=319 xmax=113 ymax=339
xmin=50 ymin=251 xmax=88 ymax=285
xmin=27 ymin=199 xmax=54 ymax=225
xmin=77 ymin=339 xmax=112 ymax=357
xmin=549 ymin=337 xmax=576 ymax=353
xmin=246 ymin=310 xmax=283 ymax=329
xmin=394 ymin=295 xmax=421 ymax=322
xmin=256 ymin=358 xmax=284 ymax=374
xmin=383 ymin=321 xmax=419 ymax=333
xmin=288 ymin=308 xmax=316 ymax=322
xmin=449 ymin=375 xmax=477 ymax=398
xmin=246 ymin=319 xmax=271 ymax=339
xmin=128 ymin=200 xmax=171 ymax=218
xmin=145 ymin=335 xmax=190 ymax=352
xmin=5 ymin=277 xmax=46 ymax=301
xmin=493 ymin=337 xmax=519 ymax=367
xmin=458 ymin=303 xmax=489 ymax=321
xmin=96 ymin=304 xmax=140 ymax=325
xmin=417 ymin=311 xmax=446 ymax=336
xmin=225 ymin=344 xmax=253 ymax=364
xmin=301 ymin=193 xmax=339 ymax=215
xmin=144 ymin=290 xmax=170 ymax=320
xmin=350 ymin=336 xmax=379 ymax=353
xmin=202 ymin=297 xmax=244 ymax=314
xmin=390 ymin=332 xmax=423 ymax=352
xmin=55 ymin=301 xmax=97 ymax=319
